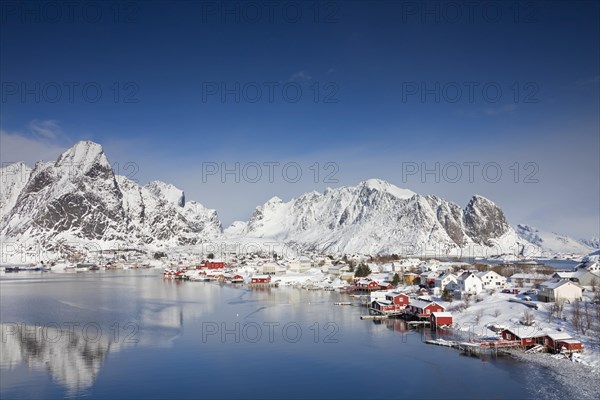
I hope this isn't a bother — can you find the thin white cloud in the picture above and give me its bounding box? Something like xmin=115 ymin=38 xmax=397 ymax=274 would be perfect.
xmin=0 ymin=119 xmax=72 ymax=166
xmin=289 ymin=71 xmax=312 ymax=82
xmin=28 ymin=119 xmax=63 ymax=140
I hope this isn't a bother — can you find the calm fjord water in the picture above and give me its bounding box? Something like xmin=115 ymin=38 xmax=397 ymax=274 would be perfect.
xmin=0 ymin=270 xmax=564 ymax=399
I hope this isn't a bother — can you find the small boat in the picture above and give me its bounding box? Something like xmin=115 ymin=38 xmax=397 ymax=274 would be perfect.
xmin=4 ymin=266 xmax=20 ymax=272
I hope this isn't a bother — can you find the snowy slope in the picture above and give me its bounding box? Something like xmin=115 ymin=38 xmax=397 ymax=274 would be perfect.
xmin=516 ymin=224 xmax=594 ymax=256
xmin=0 ymin=162 xmax=32 ymax=220
xmin=225 ymin=179 xmax=520 ymax=256
xmin=2 ymin=141 xmax=592 ymax=257
xmin=0 ymin=141 xmax=222 ymax=247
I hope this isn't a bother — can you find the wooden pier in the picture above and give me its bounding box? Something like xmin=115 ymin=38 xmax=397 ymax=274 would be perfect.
xmin=407 ymin=320 xmax=431 ymax=327
xmin=424 ymin=339 xmax=522 ymax=356
xmin=360 ymin=315 xmax=389 ymax=320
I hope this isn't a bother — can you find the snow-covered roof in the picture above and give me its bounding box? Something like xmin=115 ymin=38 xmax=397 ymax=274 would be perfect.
xmin=541 ymin=279 xmax=581 ymax=290
xmin=510 ymin=273 xmax=550 ymax=280
xmin=476 ymin=270 xmax=502 ymax=278
xmin=572 ymin=269 xmax=595 ymax=279
xmin=252 ymin=274 xmax=271 ymax=279
xmin=435 ymin=273 xmax=456 ymax=281
xmin=503 ymin=328 xmax=545 ymax=339
xmin=553 ymin=271 xmax=575 ymax=279
xmin=386 ymin=291 xmax=407 ymax=297
xmin=410 ymin=299 xmax=441 ymax=309
xmin=431 ymin=312 xmax=452 ymax=318
xmin=545 ymin=331 xmax=572 ymax=341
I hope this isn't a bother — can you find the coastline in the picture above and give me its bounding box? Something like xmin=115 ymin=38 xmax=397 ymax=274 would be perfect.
xmin=502 ymin=349 xmax=600 ymax=400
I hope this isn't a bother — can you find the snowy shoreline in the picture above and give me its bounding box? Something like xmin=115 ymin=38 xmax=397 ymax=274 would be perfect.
xmin=503 ymin=349 xmax=600 ymax=400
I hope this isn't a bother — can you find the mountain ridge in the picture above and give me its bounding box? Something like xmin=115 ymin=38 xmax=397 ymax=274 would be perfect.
xmin=0 ymin=141 xmax=594 ymax=256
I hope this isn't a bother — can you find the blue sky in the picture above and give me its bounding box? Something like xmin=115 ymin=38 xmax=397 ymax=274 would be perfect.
xmin=1 ymin=1 xmax=599 ymax=239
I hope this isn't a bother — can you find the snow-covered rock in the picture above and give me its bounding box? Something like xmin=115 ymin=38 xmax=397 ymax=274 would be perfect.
xmin=2 ymin=141 xmax=591 ymax=258
xmin=225 ymin=178 xmax=520 ymax=256
xmin=516 ymin=224 xmax=594 ymax=256
xmin=0 ymin=141 xmax=222 ymax=247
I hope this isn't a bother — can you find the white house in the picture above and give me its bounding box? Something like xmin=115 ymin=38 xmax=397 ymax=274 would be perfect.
xmin=392 ymin=259 xmax=420 ymax=272
xmin=434 ymin=273 xmax=457 ymax=291
xmin=577 ymin=261 xmax=600 ymax=275
xmin=368 ymin=263 xmax=381 ymax=273
xmin=476 ymin=271 xmax=507 ymax=289
xmin=454 ymin=272 xmax=483 ymax=294
xmin=320 ymin=260 xmax=335 ymax=273
xmin=587 ymin=262 xmax=600 ymax=274
xmin=259 ymin=262 xmax=287 ymax=275
xmin=419 ymin=260 xmax=441 ymax=272
xmin=420 ymin=271 xmax=438 ymax=287
xmin=327 ymin=264 xmax=350 ymax=275
xmin=553 ymin=269 xmax=599 ymax=286
xmin=538 ymin=279 xmax=583 ymax=302
xmin=287 ymin=257 xmax=312 ymax=273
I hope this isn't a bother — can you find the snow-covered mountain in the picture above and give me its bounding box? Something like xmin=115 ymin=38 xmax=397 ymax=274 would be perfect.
xmin=580 ymin=237 xmax=600 ymax=249
xmin=515 ymin=224 xmax=594 ymax=256
xmin=225 ymin=178 xmax=519 ymax=256
xmin=0 ymin=162 xmax=32 ymax=218
xmin=0 ymin=141 xmax=222 ymax=247
xmin=2 ymin=141 xmax=593 ymax=257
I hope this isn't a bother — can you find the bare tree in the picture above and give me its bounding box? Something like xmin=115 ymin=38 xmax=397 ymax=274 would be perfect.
xmin=549 ymin=298 xmax=565 ymax=321
xmin=474 ymin=309 xmax=484 ymax=325
xmin=548 ymin=302 xmax=556 ymax=322
xmin=571 ymin=299 xmax=581 ymax=332
xmin=582 ymin=301 xmax=592 ymax=335
xmin=493 ymin=309 xmax=501 ymax=317
xmin=522 ymin=310 xmax=535 ymax=326
xmin=594 ymin=303 xmax=600 ymax=343
xmin=555 ymin=298 xmax=565 ymax=319
xmin=463 ymin=294 xmax=472 ymax=308
xmin=591 ymin=277 xmax=598 ymax=293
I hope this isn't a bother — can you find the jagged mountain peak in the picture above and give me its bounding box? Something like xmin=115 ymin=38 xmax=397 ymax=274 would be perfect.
xmin=226 ymin=179 xmax=519 ymax=255
xmin=0 ymin=140 xmax=222 ymax=246
xmin=145 ymin=181 xmax=186 ymax=208
xmin=4 ymin=141 xmax=582 ymax=257
xmin=515 ymin=223 xmax=593 ymax=255
xmin=266 ymin=196 xmax=283 ymax=204
xmin=55 ymin=141 xmax=109 ymax=169
xmin=1 ymin=161 xmax=30 ymax=172
xmin=0 ymin=162 xmax=33 ymax=219
xmin=358 ymin=178 xmax=416 ymax=199
xmin=467 ymin=194 xmax=497 ymax=206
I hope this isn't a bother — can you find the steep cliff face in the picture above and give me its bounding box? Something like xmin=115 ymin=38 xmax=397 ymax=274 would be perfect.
xmin=5 ymin=142 xmax=570 ymax=256
xmin=463 ymin=195 xmax=512 ymax=246
xmin=515 ymin=224 xmax=594 ymax=255
xmin=0 ymin=141 xmax=222 ymax=246
xmin=225 ymin=178 xmax=519 ymax=255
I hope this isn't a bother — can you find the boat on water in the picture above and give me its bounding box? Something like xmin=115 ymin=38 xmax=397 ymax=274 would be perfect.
xmin=4 ymin=264 xmax=49 ymax=272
